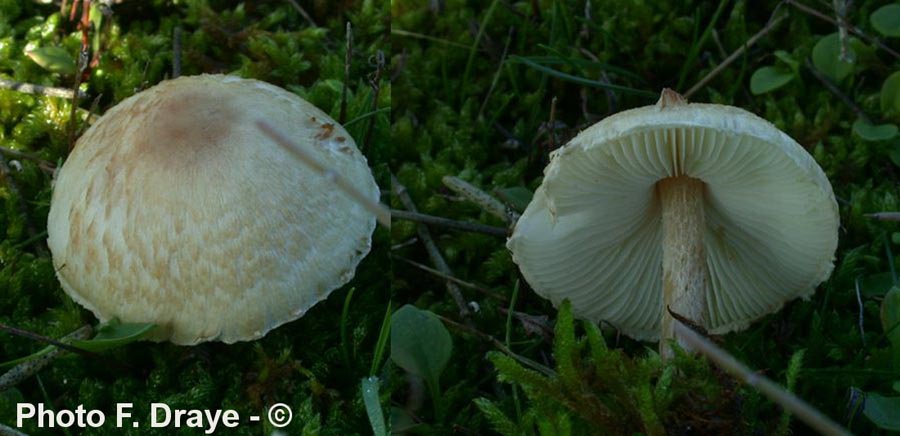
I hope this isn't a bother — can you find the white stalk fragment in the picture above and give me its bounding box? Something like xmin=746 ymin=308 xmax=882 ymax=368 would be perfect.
xmin=659 ymin=176 xmax=708 ymax=358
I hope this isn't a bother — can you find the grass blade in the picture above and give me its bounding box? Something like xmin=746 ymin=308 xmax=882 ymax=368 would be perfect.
xmin=510 ymin=56 xmax=656 ymax=98
xmin=361 ymin=376 xmax=388 ymax=436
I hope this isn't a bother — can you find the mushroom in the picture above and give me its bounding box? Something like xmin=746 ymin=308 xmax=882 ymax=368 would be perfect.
xmin=507 ymin=89 xmax=839 ymax=357
xmin=47 ymin=74 xmax=379 ymax=345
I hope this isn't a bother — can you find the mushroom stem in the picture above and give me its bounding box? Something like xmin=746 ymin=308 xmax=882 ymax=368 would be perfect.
xmin=658 ymin=176 xmax=708 ymax=359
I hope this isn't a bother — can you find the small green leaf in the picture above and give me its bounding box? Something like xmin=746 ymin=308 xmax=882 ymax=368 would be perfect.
xmin=872 ymin=4 xmax=900 ymax=38
xmin=25 ymin=46 xmax=76 ymax=75
xmin=361 ymin=377 xmax=387 ymax=436
xmin=812 ymin=33 xmax=857 ymax=82
xmin=881 ymin=71 xmax=900 ymax=116
xmin=390 ymin=305 xmax=451 ymax=381
xmin=69 ymin=321 xmax=155 ymax=352
xmin=864 ymin=393 xmax=900 ymax=430
xmin=852 ymin=119 xmax=898 ymax=141
xmin=495 ymin=186 xmax=534 ymax=213
xmin=390 ymin=304 xmax=451 ymax=418
xmin=750 ymin=66 xmax=793 ymax=95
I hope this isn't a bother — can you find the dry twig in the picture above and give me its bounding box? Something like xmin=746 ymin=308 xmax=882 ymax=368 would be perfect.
xmin=865 ymin=212 xmax=900 ymax=221
xmin=0 ymin=325 xmax=92 ymax=391
xmin=684 ymin=5 xmax=787 ymax=99
xmin=391 ymin=209 xmax=507 ymax=236
xmin=832 ymin=0 xmax=854 ymax=63
xmin=392 ymin=174 xmax=471 ymax=320
xmin=0 ymin=324 xmax=94 ymax=362
xmin=0 ymin=79 xmax=84 ymax=99
xmin=392 ymin=255 xmax=507 ymax=301
xmin=674 ymin=322 xmax=851 ymax=436
xmin=437 ymin=314 xmax=554 ymax=376
xmin=787 ymin=0 xmax=900 ymax=60
xmin=805 ymin=59 xmax=870 ymax=123
xmin=442 ymin=176 xmax=520 ymax=225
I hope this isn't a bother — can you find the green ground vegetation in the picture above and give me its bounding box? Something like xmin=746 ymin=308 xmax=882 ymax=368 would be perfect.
xmin=0 ymin=1 xmax=390 ymax=435
xmin=391 ymin=0 xmax=900 ymax=434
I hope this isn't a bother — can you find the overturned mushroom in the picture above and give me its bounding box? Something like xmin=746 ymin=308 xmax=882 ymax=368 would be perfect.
xmin=507 ymin=89 xmax=839 ymax=357
xmin=47 ymin=74 xmax=379 ymax=345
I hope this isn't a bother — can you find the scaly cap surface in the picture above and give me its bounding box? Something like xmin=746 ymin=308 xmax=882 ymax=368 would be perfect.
xmin=47 ymin=74 xmax=379 ymax=344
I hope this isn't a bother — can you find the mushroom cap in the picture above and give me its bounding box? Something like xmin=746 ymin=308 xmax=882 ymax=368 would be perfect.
xmin=47 ymin=74 xmax=379 ymax=345
xmin=507 ymin=97 xmax=839 ymax=341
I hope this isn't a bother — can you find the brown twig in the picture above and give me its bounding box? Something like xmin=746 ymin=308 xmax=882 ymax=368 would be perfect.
xmin=392 ymin=174 xmax=471 ymax=320
xmin=340 ymin=22 xmax=352 ymax=124
xmin=392 ymin=255 xmax=507 ymax=301
xmin=684 ymin=5 xmax=787 ymax=99
xmin=0 ymin=325 xmax=92 ymax=391
xmin=787 ymin=0 xmax=900 ymax=60
xmin=0 ymin=324 xmax=94 ymax=360
xmin=68 ymin=0 xmax=79 ymax=22
xmin=805 ymin=59 xmax=870 ymax=123
xmin=77 ymin=0 xmax=91 ymax=58
xmin=391 ymin=209 xmax=507 ymax=236
xmin=0 ymin=79 xmax=84 ymax=99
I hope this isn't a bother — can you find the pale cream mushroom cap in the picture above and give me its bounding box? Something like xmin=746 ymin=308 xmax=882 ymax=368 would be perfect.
xmin=47 ymin=74 xmax=378 ymax=345
xmin=507 ymin=95 xmax=839 ymax=341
